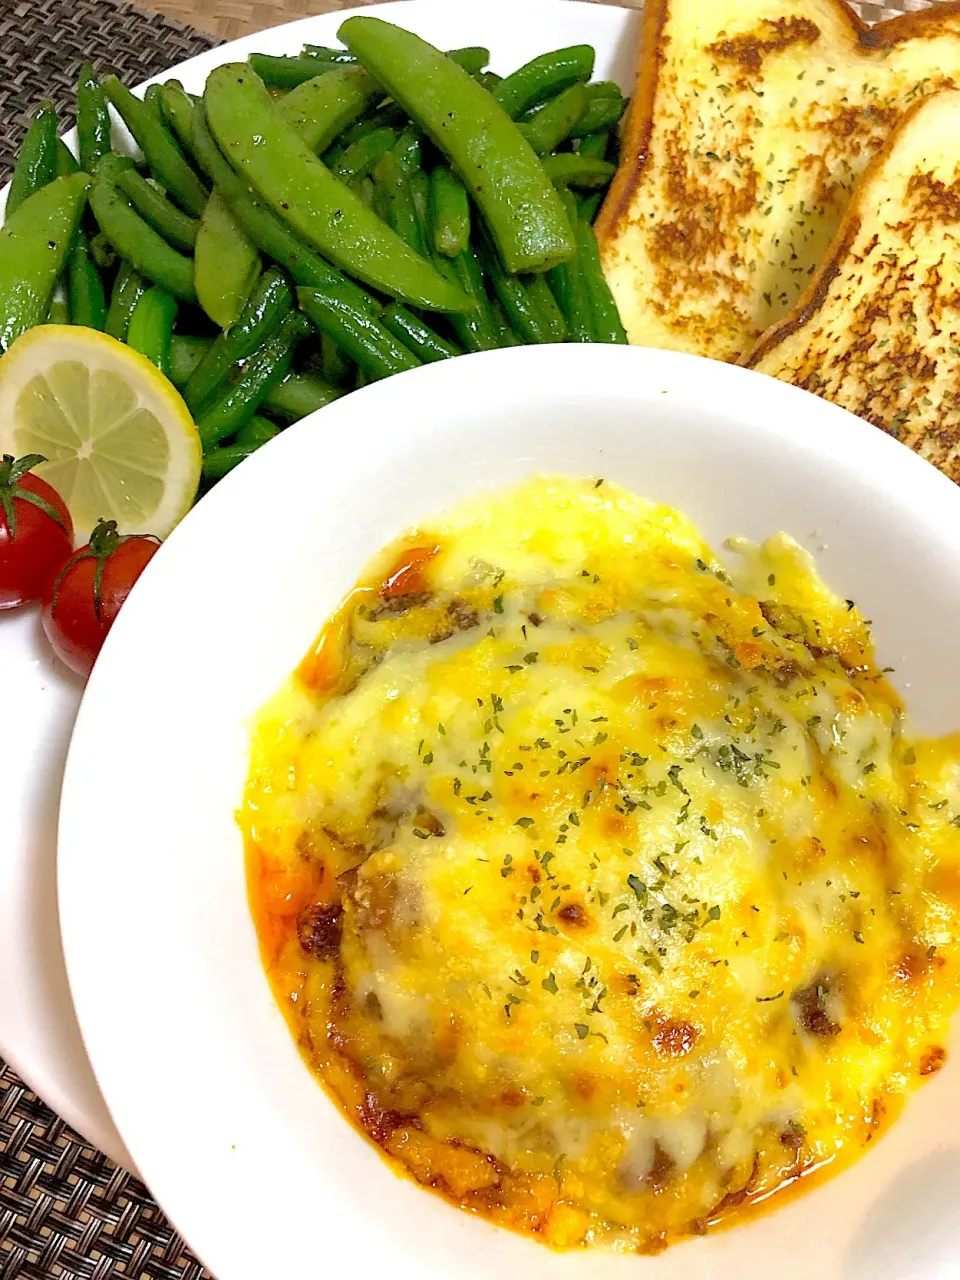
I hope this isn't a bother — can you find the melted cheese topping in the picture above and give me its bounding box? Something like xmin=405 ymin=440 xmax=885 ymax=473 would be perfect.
xmin=242 ymin=476 xmax=960 ymax=1254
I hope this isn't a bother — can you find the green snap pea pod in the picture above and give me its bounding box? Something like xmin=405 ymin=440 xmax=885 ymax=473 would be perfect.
xmin=102 ymin=75 xmax=208 ymax=216
xmin=338 ymin=18 xmax=575 ymax=275
xmin=77 ymin=63 xmax=112 ymax=173
xmin=577 ymin=130 xmax=611 ymax=161
xmin=47 ymin=294 xmax=69 ymax=324
xmin=493 ymin=46 xmax=595 ymax=118
xmin=332 ymin=127 xmax=397 ymax=181
xmin=477 ymin=71 xmax=502 ymax=93
xmin=301 ymin=45 xmax=358 ymax=64
xmin=447 ymin=47 xmax=490 ymax=76
xmin=569 ymin=91 xmax=626 ymax=138
xmin=89 ymin=174 xmax=197 ymax=302
xmin=351 ymin=175 xmax=375 ymax=208
xmin=168 ymin=333 xmax=211 ymax=388
xmin=579 ymin=190 xmax=604 ymax=223
xmin=490 ymin=301 xmax=521 ymax=347
xmin=546 ymin=190 xmax=593 ymax=342
xmin=56 ymin=140 xmax=80 ymax=177
xmin=204 ymin=65 xmax=469 ymax=312
xmin=7 ymin=101 xmax=58 ymax=216
xmin=339 ymin=102 xmax=408 ymax=147
xmin=194 ymin=190 xmax=261 ymax=329
xmin=394 ymin=126 xmax=421 ymax=177
xmin=321 ymin=333 xmax=353 ymax=387
xmin=374 ymin=149 xmax=423 ymax=254
xmin=144 ymin=83 xmax=167 ymax=127
xmin=575 ymin=218 xmax=626 ymax=344
xmin=429 ymin=166 xmax=470 ymax=258
xmin=298 ymin=286 xmax=421 ymax=381
xmin=519 ymin=83 xmax=588 ymax=157
xmin=262 ymin=371 xmax=344 ymax=419
xmin=543 ymin=153 xmax=615 ymax=189
xmin=188 ymin=104 xmax=379 ymax=317
xmin=126 ymin=285 xmax=177 ymax=375
xmin=476 ymin=237 xmax=560 ymax=344
xmin=236 ymin=414 xmax=281 ymax=446
xmin=159 ymin=80 xmax=196 ymax=150
xmin=115 ymin=167 xmax=200 ymax=251
xmin=248 ymin=53 xmax=347 ymax=89
xmin=68 ymin=230 xmax=108 ymax=330
xmin=197 ymin=311 xmax=311 ymax=450
xmin=202 ymin=441 xmax=261 ymax=481
xmin=526 ymin=273 xmax=567 ymax=342
xmin=381 ymin=302 xmax=460 ymax=363
xmin=0 ymin=174 xmax=90 ymax=351
xmin=105 ymin=261 xmax=147 ymax=341
xmin=277 ymin=65 xmax=380 ymax=154
xmin=436 ymin=247 xmax=500 ymax=353
xmin=184 ymin=266 xmax=291 ymax=412
xmin=409 ymin=170 xmax=430 ymax=252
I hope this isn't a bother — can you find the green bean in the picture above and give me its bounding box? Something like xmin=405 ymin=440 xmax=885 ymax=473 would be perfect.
xmin=332 ymin=127 xmax=397 ymax=182
xmin=301 ymin=45 xmax=358 ymax=64
xmin=89 ymin=175 xmax=197 ymax=302
xmin=102 ymin=76 xmax=208 ymax=215
xmin=338 ymin=18 xmax=575 ymax=275
xmin=159 ymin=80 xmax=195 ymax=150
xmin=126 ymin=286 xmax=177 ymax=375
xmin=520 ymin=83 xmax=587 ymax=156
xmin=78 ymin=64 xmax=112 ymax=173
xmin=277 ymin=65 xmax=380 ymax=153
xmin=477 ymin=71 xmax=502 ymax=93
xmin=204 ymin=65 xmax=469 ymax=312
xmin=394 ymin=126 xmax=421 ymax=177
xmin=429 ymin=167 xmax=470 ymax=258
xmin=476 ymin=237 xmax=560 ymax=344
xmin=198 ymin=311 xmax=310 ymax=449
xmin=321 ymin=333 xmax=353 ymax=387
xmin=168 ymin=333 xmax=210 ymax=388
xmin=188 ymin=103 xmax=380 ymax=317
xmin=578 ymin=190 xmax=604 ymax=223
xmin=526 ymin=274 xmax=567 ymax=341
xmin=90 ymin=232 xmax=118 ymax=271
xmin=575 ymin=218 xmax=626 ymax=344
xmin=184 ymin=267 xmax=291 ymax=412
xmin=447 ymin=47 xmax=490 ymax=76
xmin=262 ymin=371 xmax=344 ymax=420
xmin=381 ymin=302 xmax=460 ymax=363
xmin=436 ymin=248 xmax=500 ymax=353
xmin=0 ymin=174 xmax=90 ymax=351
xmin=570 ymin=91 xmax=626 ymax=138
xmin=546 ymin=189 xmax=593 ymax=342
xmin=374 ymin=149 xmax=423 ymax=254
xmin=409 ymin=170 xmax=430 ymax=253
xmin=248 ymin=53 xmax=346 ymax=89
xmin=338 ymin=102 xmax=408 ymax=147
xmin=543 ymin=153 xmax=616 ymax=189
xmin=298 ymin=286 xmax=421 ymax=381
xmin=494 ymin=46 xmax=595 ymax=119
xmin=236 ymin=414 xmax=281 ymax=446
xmin=47 ymin=294 xmax=69 ymax=324
xmin=144 ymin=83 xmax=167 ymax=127
xmin=105 ymin=261 xmax=147 ymax=341
xmin=351 ymin=175 xmax=375 ymax=208
xmin=56 ymin=140 xmax=80 ymax=177
xmin=490 ymin=301 xmax=521 ymax=347
xmin=202 ymin=442 xmax=261 ymax=480
xmin=194 ymin=190 xmax=261 ymax=329
xmin=577 ymin=130 xmax=611 ymax=161
xmin=7 ymin=101 xmax=58 ymax=216
xmin=115 ymin=168 xmax=200 ymax=252
xmin=68 ymin=231 xmax=107 ymax=330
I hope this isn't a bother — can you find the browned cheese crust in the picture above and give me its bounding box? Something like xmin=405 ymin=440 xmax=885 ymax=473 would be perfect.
xmin=597 ymin=0 xmax=960 ymax=362
xmin=745 ymin=88 xmax=960 ymax=482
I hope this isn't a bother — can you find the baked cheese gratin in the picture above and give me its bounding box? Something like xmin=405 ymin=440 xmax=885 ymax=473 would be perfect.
xmin=242 ymin=476 xmax=960 ymax=1254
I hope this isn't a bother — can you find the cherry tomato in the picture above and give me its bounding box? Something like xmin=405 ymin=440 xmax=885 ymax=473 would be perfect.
xmin=41 ymin=519 xmax=159 ymax=677
xmin=0 ymin=453 xmax=73 ymax=609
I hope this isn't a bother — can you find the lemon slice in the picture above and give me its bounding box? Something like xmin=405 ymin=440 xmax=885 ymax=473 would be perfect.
xmin=0 ymin=324 xmax=202 ymax=543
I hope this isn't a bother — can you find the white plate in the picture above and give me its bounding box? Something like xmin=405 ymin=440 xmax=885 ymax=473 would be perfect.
xmin=59 ymin=343 xmax=960 ymax=1279
xmin=0 ymin=0 xmax=636 ymax=1166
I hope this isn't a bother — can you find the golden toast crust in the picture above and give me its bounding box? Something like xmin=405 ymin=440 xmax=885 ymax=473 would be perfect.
xmin=745 ymin=88 xmax=960 ymax=482
xmin=598 ymin=0 xmax=960 ymax=363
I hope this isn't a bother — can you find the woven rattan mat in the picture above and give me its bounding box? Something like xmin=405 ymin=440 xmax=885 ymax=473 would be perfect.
xmin=0 ymin=0 xmax=937 ymax=1276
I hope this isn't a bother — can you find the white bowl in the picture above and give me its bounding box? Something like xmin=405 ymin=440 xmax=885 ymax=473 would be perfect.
xmin=59 ymin=344 xmax=960 ymax=1279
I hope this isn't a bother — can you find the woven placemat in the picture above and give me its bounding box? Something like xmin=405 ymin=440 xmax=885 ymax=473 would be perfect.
xmin=0 ymin=0 xmax=937 ymax=1277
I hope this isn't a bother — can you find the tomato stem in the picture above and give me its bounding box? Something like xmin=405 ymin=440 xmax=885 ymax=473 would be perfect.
xmin=0 ymin=452 xmax=69 ymax=541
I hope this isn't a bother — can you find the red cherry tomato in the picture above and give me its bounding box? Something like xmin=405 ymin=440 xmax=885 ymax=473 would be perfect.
xmin=41 ymin=519 xmax=159 ymax=677
xmin=0 ymin=453 xmax=73 ymax=609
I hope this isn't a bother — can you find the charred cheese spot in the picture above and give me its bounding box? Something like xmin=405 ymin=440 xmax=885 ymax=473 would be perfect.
xmin=243 ymin=476 xmax=960 ymax=1255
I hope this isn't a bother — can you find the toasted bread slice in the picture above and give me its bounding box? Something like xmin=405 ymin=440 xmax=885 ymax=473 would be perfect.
xmin=745 ymin=89 xmax=960 ymax=481
xmin=597 ymin=0 xmax=960 ymax=362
